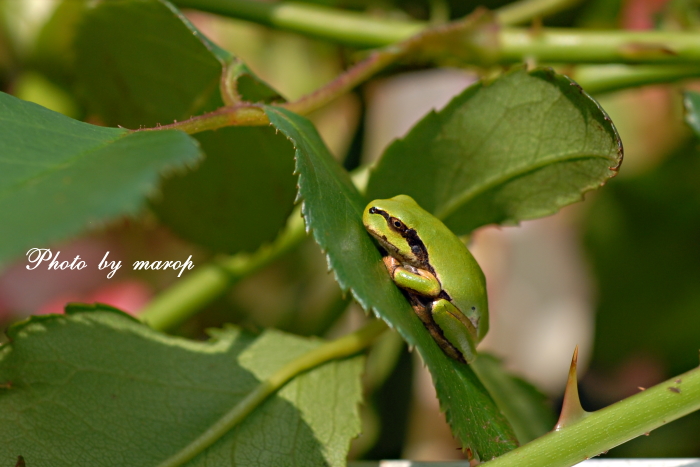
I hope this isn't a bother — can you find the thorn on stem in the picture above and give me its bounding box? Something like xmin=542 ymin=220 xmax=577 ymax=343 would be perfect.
xmin=555 ymin=346 xmax=588 ymax=430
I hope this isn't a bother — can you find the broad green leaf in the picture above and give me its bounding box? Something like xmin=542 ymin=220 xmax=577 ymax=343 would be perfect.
xmin=366 ymin=67 xmax=622 ymax=235
xmin=0 ymin=305 xmax=364 ymax=466
xmin=265 ymin=106 xmax=518 ymax=461
xmin=683 ymin=90 xmax=700 ymax=138
xmin=153 ymin=127 xmax=296 ymax=253
xmin=74 ymin=0 xmax=278 ymax=126
xmin=75 ymin=0 xmax=229 ymax=128
xmin=472 ymin=353 xmax=556 ymax=444
xmin=0 ymin=92 xmax=201 ymax=264
xmin=76 ymin=0 xmax=296 ymax=254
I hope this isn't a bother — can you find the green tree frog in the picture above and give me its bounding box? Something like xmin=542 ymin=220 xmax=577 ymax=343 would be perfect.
xmin=363 ymin=195 xmax=488 ymax=363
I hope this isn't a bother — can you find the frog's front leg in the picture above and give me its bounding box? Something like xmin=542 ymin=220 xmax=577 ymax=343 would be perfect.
xmin=382 ymin=256 xmax=441 ymax=297
xmin=431 ymin=299 xmax=478 ymax=364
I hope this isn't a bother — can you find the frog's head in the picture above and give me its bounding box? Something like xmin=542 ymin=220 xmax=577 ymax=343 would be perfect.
xmin=363 ymin=195 xmax=429 ymax=268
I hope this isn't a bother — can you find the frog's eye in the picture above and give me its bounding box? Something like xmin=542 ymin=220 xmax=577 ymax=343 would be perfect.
xmin=388 ymin=217 xmax=407 ymax=232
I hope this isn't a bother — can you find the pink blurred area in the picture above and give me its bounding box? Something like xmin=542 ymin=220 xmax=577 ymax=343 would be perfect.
xmin=36 ymin=280 xmax=152 ymax=316
xmin=621 ymin=0 xmax=670 ymax=30
xmin=0 ymin=237 xmax=152 ymax=319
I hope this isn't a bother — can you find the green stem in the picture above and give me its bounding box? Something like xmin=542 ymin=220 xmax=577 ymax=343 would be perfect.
xmin=175 ymin=0 xmax=700 ymax=65
xmin=483 ymin=365 xmax=700 ymax=467
xmin=145 ymin=8 xmax=491 ymax=135
xmin=282 ymin=46 xmax=403 ymax=117
xmin=142 ymin=24 xmax=700 ymax=135
xmin=141 ymin=15 xmax=446 ymax=134
xmin=141 ymin=43 xmax=402 ymax=134
xmin=174 ymin=0 xmax=423 ymax=47
xmin=156 ymin=318 xmax=389 ymax=467
xmin=571 ymin=64 xmax=700 ymax=94
xmin=500 ymin=28 xmax=700 ymax=63
xmin=140 ymin=208 xmax=306 ymax=332
xmin=173 ymin=0 xmax=582 ymax=46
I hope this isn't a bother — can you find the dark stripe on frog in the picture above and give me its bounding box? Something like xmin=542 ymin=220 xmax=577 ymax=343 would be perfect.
xmin=408 ymin=292 xmax=464 ymax=363
xmin=368 ymin=207 xmax=433 ymax=274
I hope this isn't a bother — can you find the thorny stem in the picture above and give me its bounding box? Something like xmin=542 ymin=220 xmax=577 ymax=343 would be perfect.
xmin=143 ymin=0 xmax=585 ymax=135
xmin=143 ymin=21 xmax=700 ymax=135
xmin=141 ymin=11 xmax=484 ymax=134
xmin=483 ymin=365 xmax=700 ymax=467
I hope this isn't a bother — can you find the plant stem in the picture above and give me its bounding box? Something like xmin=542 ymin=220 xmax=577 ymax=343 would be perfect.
xmin=146 ymin=104 xmax=268 ymax=134
xmin=174 ymin=0 xmax=424 ymax=47
xmin=571 ymin=64 xmax=700 ymax=94
xmin=174 ymin=0 xmax=582 ymax=46
xmin=500 ymin=28 xmax=700 ymax=63
xmin=156 ymin=318 xmax=388 ymax=467
xmin=144 ymin=21 xmax=700 ymax=135
xmin=175 ymin=0 xmax=700 ymax=64
xmin=146 ymin=9 xmax=494 ymax=135
xmin=140 ymin=208 xmax=306 ymax=332
xmin=136 ymin=24 xmax=424 ymax=133
xmin=483 ymin=365 xmax=700 ymax=467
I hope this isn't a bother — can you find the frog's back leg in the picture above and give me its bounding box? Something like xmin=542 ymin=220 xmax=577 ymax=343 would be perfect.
xmin=432 ymin=299 xmax=478 ymax=364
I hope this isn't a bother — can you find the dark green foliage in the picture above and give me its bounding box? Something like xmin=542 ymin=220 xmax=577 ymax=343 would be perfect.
xmin=0 ymin=306 xmax=363 ymax=466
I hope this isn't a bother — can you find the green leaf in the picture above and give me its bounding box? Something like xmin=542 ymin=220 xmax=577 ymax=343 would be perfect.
xmin=683 ymin=90 xmax=700 ymax=138
xmin=472 ymin=353 xmax=556 ymax=444
xmin=265 ymin=106 xmax=518 ymax=461
xmin=75 ymin=0 xmax=229 ymax=128
xmin=152 ymin=126 xmax=297 ymax=253
xmin=0 ymin=92 xmax=201 ymax=264
xmin=0 ymin=306 xmax=364 ymax=466
xmin=366 ymin=67 xmax=622 ymax=235
xmin=76 ymin=0 xmax=296 ymax=254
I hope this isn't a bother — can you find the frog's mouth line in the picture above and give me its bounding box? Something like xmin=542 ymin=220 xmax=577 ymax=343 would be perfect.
xmin=372 ymin=232 xmax=409 ymax=263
